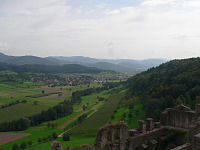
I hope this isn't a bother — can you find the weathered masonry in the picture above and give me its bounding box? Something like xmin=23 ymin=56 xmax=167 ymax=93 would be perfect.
xmin=160 ymin=105 xmax=196 ymax=129
xmin=79 ymin=103 xmax=200 ymax=150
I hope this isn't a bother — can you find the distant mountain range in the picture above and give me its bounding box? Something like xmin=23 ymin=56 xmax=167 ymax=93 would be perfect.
xmin=0 ymin=53 xmax=167 ymax=73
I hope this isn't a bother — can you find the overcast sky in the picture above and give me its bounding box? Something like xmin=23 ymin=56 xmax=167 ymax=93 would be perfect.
xmin=0 ymin=0 xmax=200 ymax=59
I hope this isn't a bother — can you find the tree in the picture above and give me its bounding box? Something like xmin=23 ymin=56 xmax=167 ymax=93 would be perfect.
xmin=48 ymin=135 xmax=52 ymax=141
xmin=52 ymin=132 xmax=57 ymax=140
xmin=28 ymin=141 xmax=32 ymax=146
xmin=38 ymin=138 xmax=42 ymax=143
xmin=47 ymin=123 xmax=51 ymax=128
xmin=129 ymin=104 xmax=134 ymax=109
xmin=20 ymin=142 xmax=27 ymax=149
xmin=12 ymin=144 xmax=19 ymax=150
xmin=82 ymin=105 xmax=87 ymax=111
xmin=128 ymin=113 xmax=133 ymax=119
xmin=63 ymin=133 xmax=70 ymax=141
xmin=33 ymin=101 xmax=38 ymax=105
xmin=43 ymin=137 xmax=47 ymax=142
xmin=19 ymin=117 xmax=31 ymax=130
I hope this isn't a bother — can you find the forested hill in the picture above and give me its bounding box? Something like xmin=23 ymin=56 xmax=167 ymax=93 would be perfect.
xmin=0 ymin=63 xmax=106 ymax=74
xmin=127 ymin=57 xmax=200 ymax=120
xmin=0 ymin=53 xmax=166 ymax=73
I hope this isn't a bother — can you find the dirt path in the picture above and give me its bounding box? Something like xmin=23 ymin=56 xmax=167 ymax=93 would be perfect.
xmin=58 ymin=102 xmax=103 ymax=137
xmin=91 ymin=101 xmax=103 ymax=110
xmin=58 ymin=110 xmax=89 ymax=130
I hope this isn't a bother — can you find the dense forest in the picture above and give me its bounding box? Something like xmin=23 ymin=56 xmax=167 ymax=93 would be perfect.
xmin=0 ymin=63 xmax=106 ymax=74
xmin=127 ymin=58 xmax=200 ymax=120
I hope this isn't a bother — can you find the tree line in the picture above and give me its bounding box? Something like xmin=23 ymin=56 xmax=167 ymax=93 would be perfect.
xmin=0 ymin=100 xmax=73 ymax=131
xmin=0 ymin=100 xmax=27 ymax=109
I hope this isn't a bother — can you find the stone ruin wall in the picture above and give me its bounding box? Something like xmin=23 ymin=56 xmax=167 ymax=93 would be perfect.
xmin=160 ymin=105 xmax=196 ymax=129
xmin=84 ymin=104 xmax=200 ymax=150
xmin=94 ymin=121 xmax=128 ymax=150
xmin=92 ymin=119 xmax=163 ymax=150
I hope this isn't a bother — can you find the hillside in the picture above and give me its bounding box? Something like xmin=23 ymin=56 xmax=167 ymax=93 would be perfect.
xmin=0 ymin=63 xmax=106 ymax=74
xmin=92 ymin=62 xmax=138 ymax=73
xmin=127 ymin=57 xmax=200 ymax=120
xmin=0 ymin=53 xmax=166 ymax=73
xmin=50 ymin=56 xmax=166 ymax=73
xmin=5 ymin=56 xmax=57 ymax=65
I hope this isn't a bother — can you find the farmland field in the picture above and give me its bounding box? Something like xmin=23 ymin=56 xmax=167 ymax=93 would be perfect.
xmin=0 ymin=85 xmax=112 ymax=150
xmin=0 ymin=72 xmax=130 ymax=150
xmin=0 ymin=132 xmax=31 ymax=146
xmin=0 ymin=103 xmax=49 ymax=123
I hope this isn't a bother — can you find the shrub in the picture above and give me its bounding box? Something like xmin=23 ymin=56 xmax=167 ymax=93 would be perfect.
xmin=52 ymin=132 xmax=57 ymax=140
xmin=63 ymin=133 xmax=70 ymax=141
xmin=43 ymin=137 xmax=47 ymax=142
xmin=38 ymin=138 xmax=42 ymax=143
xmin=28 ymin=140 xmax=32 ymax=146
xmin=12 ymin=144 xmax=19 ymax=150
xmin=20 ymin=142 xmax=27 ymax=149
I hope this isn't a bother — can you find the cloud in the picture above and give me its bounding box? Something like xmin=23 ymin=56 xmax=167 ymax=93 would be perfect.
xmin=141 ymin=0 xmax=176 ymax=6
xmin=0 ymin=0 xmax=200 ymax=59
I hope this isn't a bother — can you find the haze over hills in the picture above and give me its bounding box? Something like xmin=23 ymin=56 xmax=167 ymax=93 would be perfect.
xmin=0 ymin=53 xmax=167 ymax=73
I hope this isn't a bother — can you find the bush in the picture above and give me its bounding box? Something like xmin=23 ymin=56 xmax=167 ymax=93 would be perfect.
xmin=12 ymin=144 xmax=19 ymax=150
xmin=28 ymin=140 xmax=32 ymax=146
xmin=63 ymin=133 xmax=70 ymax=141
xmin=48 ymin=135 xmax=53 ymax=141
xmin=20 ymin=142 xmax=27 ymax=149
xmin=43 ymin=137 xmax=47 ymax=142
xmin=52 ymin=132 xmax=57 ymax=140
xmin=33 ymin=101 xmax=38 ymax=105
xmin=38 ymin=138 xmax=42 ymax=143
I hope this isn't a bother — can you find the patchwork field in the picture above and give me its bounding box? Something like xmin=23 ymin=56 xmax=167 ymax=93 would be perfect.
xmin=0 ymin=132 xmax=31 ymax=146
xmin=0 ymin=87 xmax=111 ymax=150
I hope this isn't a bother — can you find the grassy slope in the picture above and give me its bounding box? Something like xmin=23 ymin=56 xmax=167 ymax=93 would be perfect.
xmin=69 ymin=92 xmax=122 ymax=136
xmin=111 ymin=104 xmax=145 ymax=129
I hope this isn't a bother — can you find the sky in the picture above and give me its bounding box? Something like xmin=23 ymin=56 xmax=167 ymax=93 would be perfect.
xmin=0 ymin=0 xmax=200 ymax=59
